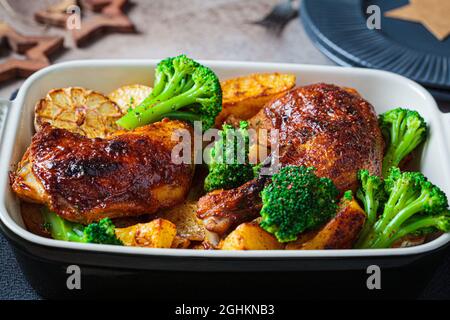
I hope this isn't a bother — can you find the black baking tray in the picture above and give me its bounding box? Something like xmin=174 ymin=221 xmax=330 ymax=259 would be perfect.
xmin=1 ymin=217 xmax=449 ymax=300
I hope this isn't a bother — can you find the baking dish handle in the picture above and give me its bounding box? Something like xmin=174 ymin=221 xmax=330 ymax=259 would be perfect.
xmin=0 ymin=99 xmax=11 ymax=147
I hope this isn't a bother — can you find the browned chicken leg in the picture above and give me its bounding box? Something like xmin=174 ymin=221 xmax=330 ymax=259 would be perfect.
xmin=11 ymin=120 xmax=194 ymax=224
xmin=197 ymin=177 xmax=268 ymax=235
xmin=198 ymin=83 xmax=384 ymax=235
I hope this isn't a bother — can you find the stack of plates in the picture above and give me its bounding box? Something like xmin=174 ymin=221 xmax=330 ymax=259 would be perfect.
xmin=301 ymin=0 xmax=450 ymax=102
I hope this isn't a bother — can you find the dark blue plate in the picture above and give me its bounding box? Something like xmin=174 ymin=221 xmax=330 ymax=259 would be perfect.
xmin=301 ymin=0 xmax=450 ymax=100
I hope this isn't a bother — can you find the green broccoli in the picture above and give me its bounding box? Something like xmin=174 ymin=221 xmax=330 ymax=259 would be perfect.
xmin=204 ymin=121 xmax=255 ymax=192
xmin=43 ymin=208 xmax=122 ymax=245
xmin=343 ymin=190 xmax=354 ymax=201
xmin=259 ymin=166 xmax=339 ymax=242
xmin=379 ymin=108 xmax=427 ymax=177
xmin=83 ymin=218 xmax=122 ymax=245
xmin=116 ymin=54 xmax=222 ymax=131
xmin=354 ymin=169 xmax=386 ymax=247
xmin=387 ymin=211 xmax=450 ymax=245
xmin=356 ymin=167 xmax=449 ymax=248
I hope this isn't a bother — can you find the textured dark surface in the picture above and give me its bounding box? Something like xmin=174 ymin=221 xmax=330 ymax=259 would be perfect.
xmin=421 ymin=248 xmax=450 ymax=299
xmin=0 ymin=233 xmax=40 ymax=299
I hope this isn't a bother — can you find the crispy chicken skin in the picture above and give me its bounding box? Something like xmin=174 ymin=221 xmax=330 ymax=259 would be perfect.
xmin=11 ymin=120 xmax=194 ymax=224
xmin=251 ymin=83 xmax=383 ymax=191
xmin=198 ymin=83 xmax=384 ymax=235
xmin=197 ymin=177 xmax=268 ymax=235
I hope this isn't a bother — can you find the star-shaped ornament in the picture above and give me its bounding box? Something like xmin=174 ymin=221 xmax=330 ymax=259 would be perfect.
xmin=385 ymin=0 xmax=450 ymax=41
xmin=0 ymin=23 xmax=64 ymax=83
xmin=73 ymin=0 xmax=136 ymax=47
xmin=34 ymin=0 xmax=136 ymax=47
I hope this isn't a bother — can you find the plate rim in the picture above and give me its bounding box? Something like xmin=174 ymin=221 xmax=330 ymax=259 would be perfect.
xmin=301 ymin=0 xmax=450 ymax=90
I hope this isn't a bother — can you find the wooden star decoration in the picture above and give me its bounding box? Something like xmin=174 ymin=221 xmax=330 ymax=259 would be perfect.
xmin=385 ymin=0 xmax=450 ymax=41
xmin=35 ymin=0 xmax=77 ymax=28
xmin=0 ymin=23 xmax=64 ymax=83
xmin=73 ymin=0 xmax=136 ymax=47
xmin=34 ymin=0 xmax=136 ymax=47
xmin=82 ymin=0 xmax=120 ymax=13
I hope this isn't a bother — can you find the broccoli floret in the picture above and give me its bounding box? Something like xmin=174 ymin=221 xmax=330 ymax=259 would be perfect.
xmin=259 ymin=166 xmax=339 ymax=242
xmin=204 ymin=121 xmax=255 ymax=192
xmin=354 ymin=169 xmax=386 ymax=247
xmin=43 ymin=207 xmax=86 ymax=242
xmin=389 ymin=211 xmax=450 ymax=245
xmin=43 ymin=208 xmax=123 ymax=245
xmin=116 ymin=54 xmax=222 ymax=131
xmin=343 ymin=190 xmax=353 ymax=201
xmin=379 ymin=108 xmax=427 ymax=177
xmin=356 ymin=167 xmax=448 ymax=248
xmin=84 ymin=218 xmax=123 ymax=245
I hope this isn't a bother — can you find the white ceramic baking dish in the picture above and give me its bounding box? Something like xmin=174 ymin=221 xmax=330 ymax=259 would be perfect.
xmin=0 ymin=60 xmax=449 ymax=272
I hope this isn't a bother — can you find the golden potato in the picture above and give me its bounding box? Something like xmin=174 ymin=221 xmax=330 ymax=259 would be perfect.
xmin=219 ymin=221 xmax=283 ymax=250
xmin=35 ymin=87 xmax=123 ymax=138
xmin=287 ymin=196 xmax=366 ymax=250
xmin=216 ymin=73 xmax=296 ymax=126
xmin=115 ymin=218 xmax=177 ymax=248
xmin=171 ymin=236 xmax=191 ymax=248
xmin=158 ymin=201 xmax=205 ymax=242
xmin=108 ymin=84 xmax=152 ymax=113
xmin=283 ymin=230 xmax=318 ymax=250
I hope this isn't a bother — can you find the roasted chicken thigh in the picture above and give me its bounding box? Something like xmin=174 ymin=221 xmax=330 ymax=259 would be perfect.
xmin=11 ymin=120 xmax=194 ymax=224
xmin=198 ymin=83 xmax=384 ymax=235
xmin=250 ymin=83 xmax=383 ymax=191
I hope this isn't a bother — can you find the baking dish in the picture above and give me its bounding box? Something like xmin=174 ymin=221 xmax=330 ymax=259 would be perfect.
xmin=0 ymin=60 xmax=449 ymax=298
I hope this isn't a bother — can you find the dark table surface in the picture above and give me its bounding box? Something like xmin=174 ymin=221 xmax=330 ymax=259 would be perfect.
xmin=1 ymin=234 xmax=40 ymax=299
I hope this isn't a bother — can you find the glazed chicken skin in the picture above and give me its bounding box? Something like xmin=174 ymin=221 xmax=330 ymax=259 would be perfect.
xmin=11 ymin=120 xmax=194 ymax=224
xmin=198 ymin=83 xmax=384 ymax=235
xmin=197 ymin=177 xmax=268 ymax=235
xmin=252 ymin=83 xmax=383 ymax=191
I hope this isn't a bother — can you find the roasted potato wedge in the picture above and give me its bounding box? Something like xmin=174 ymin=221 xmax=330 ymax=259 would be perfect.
xmin=115 ymin=218 xmax=177 ymax=248
xmin=282 ymin=230 xmax=318 ymax=250
xmin=219 ymin=220 xmax=283 ymax=250
xmin=158 ymin=201 xmax=205 ymax=242
xmin=171 ymin=236 xmax=191 ymax=248
xmin=216 ymin=73 xmax=296 ymax=126
xmin=108 ymin=84 xmax=152 ymax=113
xmin=286 ymin=196 xmax=366 ymax=250
xmin=35 ymin=87 xmax=123 ymax=138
